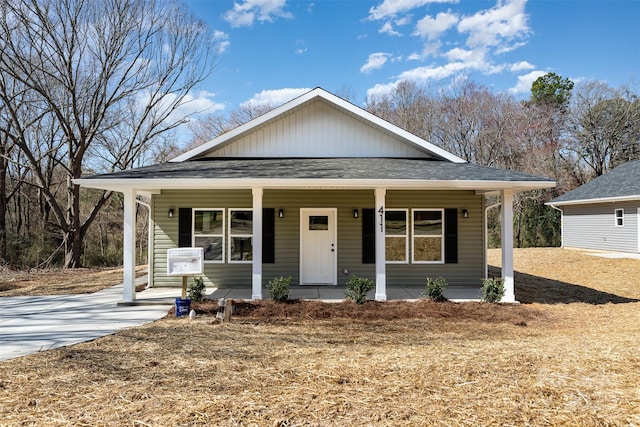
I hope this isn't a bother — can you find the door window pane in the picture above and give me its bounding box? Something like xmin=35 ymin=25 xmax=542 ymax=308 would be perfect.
xmin=309 ymin=216 xmax=329 ymax=230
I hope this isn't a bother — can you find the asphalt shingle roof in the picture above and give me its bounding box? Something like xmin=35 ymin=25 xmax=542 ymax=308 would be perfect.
xmin=81 ymin=158 xmax=553 ymax=183
xmin=550 ymin=160 xmax=640 ymax=204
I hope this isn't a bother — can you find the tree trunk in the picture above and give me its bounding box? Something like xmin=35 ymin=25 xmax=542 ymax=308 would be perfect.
xmin=64 ymin=174 xmax=83 ymax=268
xmin=0 ymin=154 xmax=7 ymax=264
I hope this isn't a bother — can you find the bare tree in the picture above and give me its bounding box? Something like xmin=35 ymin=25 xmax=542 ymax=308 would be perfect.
xmin=567 ymin=80 xmax=640 ymax=178
xmin=0 ymin=0 xmax=219 ymax=267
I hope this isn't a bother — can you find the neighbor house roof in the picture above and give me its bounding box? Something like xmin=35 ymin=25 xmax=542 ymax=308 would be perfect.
xmin=75 ymin=158 xmax=555 ymax=193
xmin=548 ymin=160 xmax=640 ymax=206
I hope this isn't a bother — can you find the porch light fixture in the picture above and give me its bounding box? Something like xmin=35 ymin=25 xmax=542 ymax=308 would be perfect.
xmin=462 ymin=208 xmax=469 ymax=218
xmin=168 ymin=208 xmax=174 ymax=218
xmin=279 ymin=209 xmax=285 ymax=218
xmin=353 ymin=209 xmax=359 ymax=218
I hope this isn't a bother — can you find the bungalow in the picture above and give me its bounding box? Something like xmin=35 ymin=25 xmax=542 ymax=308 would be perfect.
xmin=75 ymin=88 xmax=555 ymax=303
xmin=548 ymin=159 xmax=640 ymax=253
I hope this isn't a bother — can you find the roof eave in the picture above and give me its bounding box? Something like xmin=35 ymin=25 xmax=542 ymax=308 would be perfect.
xmin=75 ymin=177 xmax=556 ymax=193
xmin=547 ymin=194 xmax=640 ymax=207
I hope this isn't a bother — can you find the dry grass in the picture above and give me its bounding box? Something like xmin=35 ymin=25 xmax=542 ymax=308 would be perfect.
xmin=1 ymin=248 xmax=639 ymax=426
xmin=0 ymin=265 xmax=148 ymax=296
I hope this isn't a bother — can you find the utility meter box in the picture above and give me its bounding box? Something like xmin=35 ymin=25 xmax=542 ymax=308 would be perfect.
xmin=167 ymin=247 xmax=204 ymax=276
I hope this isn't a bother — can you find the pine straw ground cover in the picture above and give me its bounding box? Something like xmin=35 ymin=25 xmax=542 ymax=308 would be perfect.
xmin=0 ymin=248 xmax=639 ymax=426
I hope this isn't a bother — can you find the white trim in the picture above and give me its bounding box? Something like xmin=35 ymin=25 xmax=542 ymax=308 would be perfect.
xmin=411 ymin=208 xmax=445 ymax=264
xmin=385 ymin=209 xmax=409 ymax=264
xmin=375 ymin=188 xmax=387 ymax=301
xmin=122 ymin=188 xmax=136 ymax=303
xmin=75 ymin=177 xmax=556 ymax=193
xmin=500 ymin=189 xmax=515 ymax=303
xmin=299 ymin=208 xmax=337 ymax=285
xmin=228 ymin=208 xmax=253 ymax=263
xmin=170 ymin=88 xmax=466 ymax=164
xmin=193 ymin=208 xmax=225 ymax=263
xmin=252 ymin=188 xmax=263 ymax=299
xmin=637 ymin=207 xmax=640 ymax=253
xmin=547 ymin=194 xmax=640 ymax=207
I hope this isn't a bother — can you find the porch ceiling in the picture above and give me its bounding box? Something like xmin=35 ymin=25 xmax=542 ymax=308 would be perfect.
xmin=75 ymin=158 xmax=556 ymax=193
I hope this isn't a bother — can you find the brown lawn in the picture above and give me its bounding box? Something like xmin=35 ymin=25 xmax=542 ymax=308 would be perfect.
xmin=0 ymin=248 xmax=639 ymax=426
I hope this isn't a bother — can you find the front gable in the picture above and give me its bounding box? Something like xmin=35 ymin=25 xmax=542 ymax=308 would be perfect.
xmin=172 ymin=88 xmax=464 ymax=163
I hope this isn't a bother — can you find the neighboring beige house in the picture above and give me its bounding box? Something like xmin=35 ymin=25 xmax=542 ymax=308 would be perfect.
xmin=76 ymin=88 xmax=555 ymax=303
xmin=548 ymin=160 xmax=640 ymax=253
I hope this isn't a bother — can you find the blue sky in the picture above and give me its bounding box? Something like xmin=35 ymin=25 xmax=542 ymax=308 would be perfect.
xmin=182 ymin=0 xmax=639 ymax=118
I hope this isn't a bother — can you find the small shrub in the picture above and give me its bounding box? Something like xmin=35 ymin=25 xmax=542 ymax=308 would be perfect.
xmin=422 ymin=276 xmax=447 ymax=302
xmin=188 ymin=276 xmax=206 ymax=302
xmin=481 ymin=277 xmax=505 ymax=302
xmin=344 ymin=275 xmax=374 ymax=305
xmin=268 ymin=276 xmax=291 ymax=302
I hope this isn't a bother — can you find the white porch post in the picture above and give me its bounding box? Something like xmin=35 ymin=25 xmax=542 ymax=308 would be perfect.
xmin=122 ymin=188 xmax=137 ymax=302
xmin=500 ymin=189 xmax=515 ymax=303
xmin=252 ymin=188 xmax=263 ymax=299
xmin=375 ymin=187 xmax=387 ymax=301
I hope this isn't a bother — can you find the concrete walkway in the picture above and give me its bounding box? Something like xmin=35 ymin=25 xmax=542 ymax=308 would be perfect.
xmin=0 ymin=277 xmax=482 ymax=362
xmin=0 ymin=276 xmax=172 ymax=362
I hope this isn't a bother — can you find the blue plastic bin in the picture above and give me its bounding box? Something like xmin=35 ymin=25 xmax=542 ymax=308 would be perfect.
xmin=175 ymin=298 xmax=191 ymax=317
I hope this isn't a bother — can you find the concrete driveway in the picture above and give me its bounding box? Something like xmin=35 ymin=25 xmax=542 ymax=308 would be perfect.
xmin=0 ymin=278 xmax=172 ymax=362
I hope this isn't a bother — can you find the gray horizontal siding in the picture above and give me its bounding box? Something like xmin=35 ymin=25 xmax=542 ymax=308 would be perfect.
xmin=563 ymin=202 xmax=639 ymax=253
xmin=151 ymin=189 xmax=485 ymax=290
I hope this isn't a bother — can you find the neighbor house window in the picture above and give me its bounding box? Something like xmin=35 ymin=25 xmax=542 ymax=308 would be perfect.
xmin=229 ymin=209 xmax=253 ymax=262
xmin=412 ymin=209 xmax=444 ymax=263
xmin=193 ymin=209 xmax=224 ymax=262
xmin=385 ymin=210 xmax=408 ymax=263
xmin=615 ymin=208 xmax=624 ymax=227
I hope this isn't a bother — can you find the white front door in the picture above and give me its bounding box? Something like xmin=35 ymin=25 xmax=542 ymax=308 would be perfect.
xmin=300 ymin=208 xmax=337 ymax=285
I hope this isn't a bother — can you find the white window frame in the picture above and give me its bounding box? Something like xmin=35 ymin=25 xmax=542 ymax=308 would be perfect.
xmin=615 ymin=208 xmax=624 ymax=227
xmin=385 ymin=209 xmax=408 ymax=264
xmin=412 ymin=208 xmax=445 ymax=264
xmin=193 ymin=208 xmax=225 ymax=263
xmin=228 ymin=208 xmax=253 ymax=264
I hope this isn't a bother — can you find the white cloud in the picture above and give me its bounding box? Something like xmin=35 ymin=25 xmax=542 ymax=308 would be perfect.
xmin=366 ymin=81 xmax=401 ymax=100
xmin=369 ymin=0 xmax=457 ymax=21
xmin=214 ymin=31 xmax=230 ymax=55
xmin=175 ymin=91 xmax=226 ymax=116
xmin=224 ymin=0 xmax=293 ymax=28
xmin=508 ymin=70 xmax=546 ymax=94
xmin=379 ymin=21 xmax=402 ymax=36
xmin=241 ymin=88 xmax=312 ymax=108
xmin=509 ymin=61 xmax=534 ymax=72
xmin=361 ymin=52 xmax=391 ymax=74
xmin=414 ymin=11 xmax=458 ymax=40
xmin=457 ymin=0 xmax=529 ymax=49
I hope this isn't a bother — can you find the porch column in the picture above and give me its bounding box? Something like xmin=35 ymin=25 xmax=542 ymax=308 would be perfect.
xmin=500 ymin=189 xmax=515 ymax=303
xmin=375 ymin=187 xmax=387 ymax=301
xmin=122 ymin=188 xmax=136 ymax=302
xmin=252 ymin=188 xmax=263 ymax=299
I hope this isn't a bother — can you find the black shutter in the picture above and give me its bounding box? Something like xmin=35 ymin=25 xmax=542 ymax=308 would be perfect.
xmin=362 ymin=208 xmax=375 ymax=264
xmin=178 ymin=208 xmax=192 ymax=247
xmin=444 ymin=208 xmax=458 ymax=264
xmin=262 ymin=208 xmax=275 ymax=264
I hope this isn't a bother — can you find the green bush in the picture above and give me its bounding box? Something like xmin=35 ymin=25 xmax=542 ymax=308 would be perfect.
xmin=267 ymin=276 xmax=291 ymax=302
xmin=188 ymin=276 xmax=206 ymax=302
xmin=344 ymin=275 xmax=374 ymax=305
xmin=422 ymin=276 xmax=447 ymax=302
xmin=481 ymin=277 xmax=505 ymax=302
